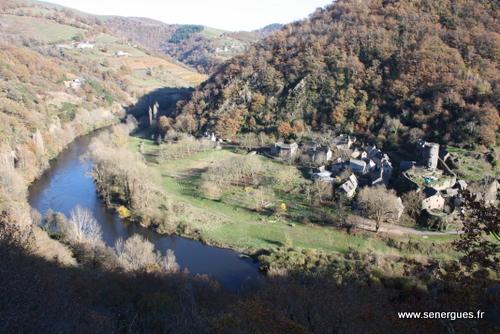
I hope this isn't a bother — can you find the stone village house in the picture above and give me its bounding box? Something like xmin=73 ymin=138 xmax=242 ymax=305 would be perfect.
xmin=270 ymin=142 xmax=299 ymax=160
xmin=301 ymin=142 xmax=332 ymax=165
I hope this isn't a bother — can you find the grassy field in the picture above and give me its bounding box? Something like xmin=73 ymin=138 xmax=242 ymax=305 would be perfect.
xmin=129 ymin=136 xmax=459 ymax=259
xmin=0 ymin=14 xmax=85 ymax=43
xmin=200 ymin=26 xmax=227 ymax=38
xmin=447 ymin=146 xmax=499 ymax=182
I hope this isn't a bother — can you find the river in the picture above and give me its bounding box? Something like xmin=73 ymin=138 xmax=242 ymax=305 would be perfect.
xmin=28 ymin=131 xmax=260 ymax=291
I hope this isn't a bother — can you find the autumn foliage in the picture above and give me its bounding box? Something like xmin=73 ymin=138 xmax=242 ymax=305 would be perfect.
xmin=178 ymin=0 xmax=499 ymax=147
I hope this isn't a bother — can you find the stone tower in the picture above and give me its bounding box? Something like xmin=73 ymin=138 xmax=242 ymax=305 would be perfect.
xmin=417 ymin=140 xmax=439 ymax=170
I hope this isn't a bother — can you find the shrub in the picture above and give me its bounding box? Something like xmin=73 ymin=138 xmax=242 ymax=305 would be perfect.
xmin=115 ymin=234 xmax=161 ymax=272
xmin=115 ymin=234 xmax=180 ymax=273
xmin=199 ymin=181 xmax=223 ymax=200
xmin=116 ymin=205 xmax=131 ymax=219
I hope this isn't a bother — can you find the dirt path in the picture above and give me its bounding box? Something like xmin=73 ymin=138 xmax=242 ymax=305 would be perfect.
xmin=349 ymin=215 xmax=461 ymax=236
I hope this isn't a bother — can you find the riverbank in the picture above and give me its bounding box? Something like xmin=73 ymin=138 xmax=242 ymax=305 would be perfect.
xmin=2 ymin=109 xmax=122 ymax=265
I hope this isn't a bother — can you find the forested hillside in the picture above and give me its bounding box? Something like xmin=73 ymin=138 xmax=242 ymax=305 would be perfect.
xmin=177 ymin=0 xmax=499 ymax=147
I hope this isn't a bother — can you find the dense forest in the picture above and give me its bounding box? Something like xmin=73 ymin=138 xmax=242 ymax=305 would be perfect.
xmin=177 ymin=0 xmax=499 ymax=147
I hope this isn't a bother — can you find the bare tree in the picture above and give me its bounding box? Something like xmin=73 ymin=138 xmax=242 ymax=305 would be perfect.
xmin=115 ymin=234 xmax=158 ymax=272
xmin=161 ymin=249 xmax=180 ymax=273
xmin=454 ymin=191 xmax=499 ymax=271
xmin=115 ymin=234 xmax=180 ymax=273
xmin=64 ymin=206 xmax=103 ymax=246
xmin=357 ymin=186 xmax=401 ymax=232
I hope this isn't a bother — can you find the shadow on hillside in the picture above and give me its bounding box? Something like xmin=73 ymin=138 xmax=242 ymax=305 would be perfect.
xmin=126 ymin=87 xmax=193 ymax=124
xmin=0 ymin=240 xmax=229 ymax=333
xmin=1 ymin=236 xmax=497 ymax=333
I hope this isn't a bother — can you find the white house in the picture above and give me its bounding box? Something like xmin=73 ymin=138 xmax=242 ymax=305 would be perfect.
xmin=114 ymin=50 xmax=130 ymax=57
xmin=77 ymin=42 xmax=95 ymax=49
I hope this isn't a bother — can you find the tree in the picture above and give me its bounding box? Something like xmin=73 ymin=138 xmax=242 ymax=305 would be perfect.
xmin=161 ymin=249 xmax=180 ymax=273
xmin=174 ymin=114 xmax=197 ymax=133
xmin=277 ymin=122 xmax=293 ymax=138
xmin=115 ymin=234 xmax=160 ymax=272
xmin=158 ymin=116 xmax=173 ymax=137
xmin=115 ymin=234 xmax=180 ymax=273
xmin=402 ymin=190 xmax=423 ymax=220
xmin=238 ymin=132 xmax=259 ymax=150
xmin=357 ymin=186 xmax=401 ymax=232
xmin=64 ymin=206 xmax=103 ymax=246
xmin=454 ymin=191 xmax=499 ymax=271
xmin=214 ymin=108 xmax=244 ymax=139
xmin=0 ymin=211 xmax=34 ymax=253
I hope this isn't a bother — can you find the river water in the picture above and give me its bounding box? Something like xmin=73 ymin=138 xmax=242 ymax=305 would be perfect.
xmin=28 ymin=132 xmax=260 ymax=291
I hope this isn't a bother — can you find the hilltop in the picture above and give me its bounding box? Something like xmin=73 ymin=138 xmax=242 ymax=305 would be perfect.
xmin=176 ymin=0 xmax=499 ymax=148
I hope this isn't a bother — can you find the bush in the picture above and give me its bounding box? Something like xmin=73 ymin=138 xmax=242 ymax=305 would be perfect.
xmin=116 ymin=206 xmax=131 ymax=219
xmin=115 ymin=234 xmax=179 ymax=273
xmin=199 ymin=181 xmax=223 ymax=200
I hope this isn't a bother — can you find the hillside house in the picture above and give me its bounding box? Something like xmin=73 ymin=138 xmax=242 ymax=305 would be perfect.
xmin=76 ymin=42 xmax=95 ymax=49
xmin=203 ymin=132 xmax=217 ymax=142
xmin=271 ymin=142 xmax=299 ymax=160
xmin=370 ymin=159 xmax=393 ymax=186
xmin=114 ymin=50 xmax=130 ymax=57
xmin=302 ymin=143 xmax=332 ymax=165
xmin=64 ymin=77 xmax=84 ymax=89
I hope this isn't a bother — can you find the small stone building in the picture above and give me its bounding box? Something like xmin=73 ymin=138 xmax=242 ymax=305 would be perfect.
xmin=303 ymin=143 xmax=332 ymax=165
xmin=331 ymin=134 xmax=356 ymax=150
xmin=421 ymin=188 xmax=445 ymax=211
xmin=271 ymin=142 xmax=299 ymax=160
